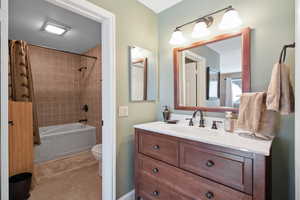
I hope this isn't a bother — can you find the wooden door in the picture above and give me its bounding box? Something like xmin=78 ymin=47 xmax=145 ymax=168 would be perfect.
xmin=9 ymin=101 xmax=34 ymax=176
xmin=185 ymin=62 xmax=197 ymax=106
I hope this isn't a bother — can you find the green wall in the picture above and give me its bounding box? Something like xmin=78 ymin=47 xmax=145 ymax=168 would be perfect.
xmin=158 ymin=0 xmax=295 ymax=199
xmin=87 ymin=0 xmax=158 ymax=197
xmin=84 ymin=0 xmax=295 ymax=198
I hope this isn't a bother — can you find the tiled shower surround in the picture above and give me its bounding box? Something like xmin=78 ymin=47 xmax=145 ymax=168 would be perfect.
xmin=29 ymin=45 xmax=102 ymax=144
xmin=80 ymin=45 xmax=102 ymax=143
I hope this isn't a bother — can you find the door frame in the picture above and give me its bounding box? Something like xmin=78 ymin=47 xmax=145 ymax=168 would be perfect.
xmin=181 ymin=50 xmax=205 ymax=106
xmin=0 ymin=0 xmax=9 ymax=199
xmin=0 ymin=0 xmax=117 ymax=200
xmin=296 ymin=0 xmax=299 ymax=199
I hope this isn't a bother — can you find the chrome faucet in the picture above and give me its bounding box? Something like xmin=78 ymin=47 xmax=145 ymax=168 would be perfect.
xmin=192 ymin=109 xmax=205 ymax=128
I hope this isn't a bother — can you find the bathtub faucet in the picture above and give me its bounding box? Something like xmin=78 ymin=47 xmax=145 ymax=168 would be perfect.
xmin=79 ymin=119 xmax=88 ymax=123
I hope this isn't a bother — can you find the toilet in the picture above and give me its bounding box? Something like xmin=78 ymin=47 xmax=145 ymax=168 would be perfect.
xmin=91 ymin=144 xmax=102 ymax=160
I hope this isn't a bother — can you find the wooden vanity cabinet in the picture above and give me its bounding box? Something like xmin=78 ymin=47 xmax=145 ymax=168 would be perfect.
xmin=135 ymin=129 xmax=271 ymax=200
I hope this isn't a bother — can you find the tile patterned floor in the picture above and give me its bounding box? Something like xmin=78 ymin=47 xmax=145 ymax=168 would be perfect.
xmin=29 ymin=151 xmax=101 ymax=200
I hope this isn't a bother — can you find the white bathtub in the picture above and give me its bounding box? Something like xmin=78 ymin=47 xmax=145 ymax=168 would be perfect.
xmin=35 ymin=123 xmax=96 ymax=163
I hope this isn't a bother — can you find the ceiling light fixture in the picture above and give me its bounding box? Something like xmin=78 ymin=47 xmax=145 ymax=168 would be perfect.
xmin=42 ymin=20 xmax=71 ymax=36
xmin=169 ymin=6 xmax=243 ymax=45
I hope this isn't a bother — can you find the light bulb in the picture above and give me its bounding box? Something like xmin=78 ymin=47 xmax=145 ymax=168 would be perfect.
xmin=169 ymin=29 xmax=186 ymax=45
xmin=192 ymin=21 xmax=210 ymax=38
xmin=219 ymin=8 xmax=242 ymax=30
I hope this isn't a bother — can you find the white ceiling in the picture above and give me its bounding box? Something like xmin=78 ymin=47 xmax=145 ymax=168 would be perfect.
xmin=137 ymin=0 xmax=183 ymax=13
xmin=9 ymin=0 xmax=101 ymax=53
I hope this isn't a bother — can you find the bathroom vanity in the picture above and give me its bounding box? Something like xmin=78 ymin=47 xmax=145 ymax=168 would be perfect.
xmin=134 ymin=122 xmax=272 ymax=200
xmin=134 ymin=27 xmax=273 ymax=200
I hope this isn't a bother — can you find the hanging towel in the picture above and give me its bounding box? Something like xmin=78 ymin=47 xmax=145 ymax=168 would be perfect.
xmin=237 ymin=92 xmax=278 ymax=139
xmin=9 ymin=40 xmax=41 ymax=145
xmin=237 ymin=92 xmax=266 ymax=133
xmin=266 ymin=62 xmax=294 ymax=115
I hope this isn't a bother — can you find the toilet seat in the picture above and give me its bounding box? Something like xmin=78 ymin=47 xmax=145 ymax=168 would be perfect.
xmin=91 ymin=144 xmax=102 ymax=160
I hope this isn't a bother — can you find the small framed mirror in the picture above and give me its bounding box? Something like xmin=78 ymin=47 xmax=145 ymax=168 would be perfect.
xmin=173 ymin=28 xmax=251 ymax=112
xmin=129 ymin=46 xmax=157 ymax=102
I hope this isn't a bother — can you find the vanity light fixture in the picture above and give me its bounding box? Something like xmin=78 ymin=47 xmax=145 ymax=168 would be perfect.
xmin=192 ymin=17 xmax=213 ymax=38
xmin=219 ymin=7 xmax=242 ymax=30
xmin=169 ymin=6 xmax=243 ymax=44
xmin=169 ymin=28 xmax=186 ymax=45
xmin=42 ymin=19 xmax=71 ymax=36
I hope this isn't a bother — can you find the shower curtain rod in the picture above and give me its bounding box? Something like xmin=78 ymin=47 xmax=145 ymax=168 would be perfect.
xmin=29 ymin=43 xmax=98 ymax=60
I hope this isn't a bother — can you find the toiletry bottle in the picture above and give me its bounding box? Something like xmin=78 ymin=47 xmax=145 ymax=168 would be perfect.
xmin=162 ymin=106 xmax=170 ymax=122
xmin=224 ymin=112 xmax=234 ymax=132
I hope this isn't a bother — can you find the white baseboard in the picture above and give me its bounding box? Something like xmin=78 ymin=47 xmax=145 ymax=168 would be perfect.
xmin=118 ymin=190 xmax=135 ymax=200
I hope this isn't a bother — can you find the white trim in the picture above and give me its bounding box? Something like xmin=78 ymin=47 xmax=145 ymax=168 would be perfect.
xmin=0 ymin=0 xmax=8 ymax=13
xmin=1 ymin=1 xmax=116 ymax=200
xmin=296 ymin=0 xmax=300 ymax=199
xmin=181 ymin=50 xmax=205 ymax=106
xmin=184 ymin=50 xmax=204 ymax=62
xmin=0 ymin=0 xmax=9 ymax=199
xmin=118 ymin=190 xmax=135 ymax=200
xmin=181 ymin=50 xmax=203 ymax=105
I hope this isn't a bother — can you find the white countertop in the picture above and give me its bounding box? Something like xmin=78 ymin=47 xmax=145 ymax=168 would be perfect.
xmin=134 ymin=121 xmax=273 ymax=156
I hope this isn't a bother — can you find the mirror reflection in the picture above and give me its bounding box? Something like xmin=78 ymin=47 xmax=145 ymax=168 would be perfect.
xmin=178 ymin=36 xmax=242 ymax=108
xmin=129 ymin=46 xmax=156 ymax=101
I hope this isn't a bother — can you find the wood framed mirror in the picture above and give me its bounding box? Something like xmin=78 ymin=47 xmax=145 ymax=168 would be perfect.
xmin=129 ymin=45 xmax=157 ymax=102
xmin=173 ymin=27 xmax=251 ymax=112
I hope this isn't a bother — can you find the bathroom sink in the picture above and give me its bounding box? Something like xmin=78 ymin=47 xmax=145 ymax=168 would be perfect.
xmin=165 ymin=124 xmax=219 ymax=135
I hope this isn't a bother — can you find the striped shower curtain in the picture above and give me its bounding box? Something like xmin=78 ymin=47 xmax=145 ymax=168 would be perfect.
xmin=9 ymin=40 xmax=40 ymax=145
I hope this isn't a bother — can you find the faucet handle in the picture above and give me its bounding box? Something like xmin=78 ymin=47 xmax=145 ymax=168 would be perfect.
xmin=199 ymin=119 xmax=205 ymax=128
xmin=211 ymin=121 xmax=223 ymax=130
xmin=186 ymin=118 xmax=194 ymax=126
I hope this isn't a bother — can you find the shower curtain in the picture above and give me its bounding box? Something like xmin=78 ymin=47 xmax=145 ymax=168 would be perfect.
xmin=225 ymin=78 xmax=233 ymax=107
xmin=9 ymin=40 xmax=40 ymax=145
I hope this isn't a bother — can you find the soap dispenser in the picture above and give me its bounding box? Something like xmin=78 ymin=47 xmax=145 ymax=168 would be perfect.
xmin=224 ymin=111 xmax=235 ymax=132
xmin=162 ymin=106 xmax=170 ymax=122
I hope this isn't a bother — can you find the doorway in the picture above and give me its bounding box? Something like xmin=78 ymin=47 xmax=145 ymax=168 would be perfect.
xmin=0 ymin=0 xmax=116 ymax=199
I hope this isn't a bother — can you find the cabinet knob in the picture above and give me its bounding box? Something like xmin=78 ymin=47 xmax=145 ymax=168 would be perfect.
xmin=152 ymin=191 xmax=160 ymax=196
xmin=153 ymin=145 xmax=160 ymax=150
xmin=8 ymin=121 xmax=14 ymax=126
xmin=206 ymin=160 xmax=215 ymax=167
xmin=152 ymin=168 xmax=159 ymax=174
xmin=205 ymin=191 xmax=214 ymax=199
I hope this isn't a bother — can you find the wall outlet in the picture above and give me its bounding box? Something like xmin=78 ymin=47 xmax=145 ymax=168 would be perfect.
xmin=119 ymin=106 xmax=129 ymax=117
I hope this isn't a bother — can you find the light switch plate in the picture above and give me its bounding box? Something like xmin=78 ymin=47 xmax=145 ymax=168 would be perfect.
xmin=119 ymin=106 xmax=129 ymax=117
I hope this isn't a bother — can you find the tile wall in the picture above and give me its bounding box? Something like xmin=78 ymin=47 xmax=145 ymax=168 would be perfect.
xmin=80 ymin=45 xmax=102 ymax=144
xmin=29 ymin=45 xmax=81 ymax=126
xmin=29 ymin=45 xmax=102 ymax=144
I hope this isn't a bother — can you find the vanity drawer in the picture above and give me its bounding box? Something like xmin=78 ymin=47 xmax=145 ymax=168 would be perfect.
xmin=137 ymin=154 xmax=252 ymax=200
xmin=179 ymin=142 xmax=253 ymax=194
xmin=138 ymin=130 xmax=179 ymax=166
xmin=137 ymin=176 xmax=191 ymax=200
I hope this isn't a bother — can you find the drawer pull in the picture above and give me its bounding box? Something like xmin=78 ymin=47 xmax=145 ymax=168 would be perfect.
xmin=153 ymin=145 xmax=160 ymax=150
xmin=205 ymin=191 xmax=214 ymax=199
xmin=152 ymin=168 xmax=159 ymax=174
xmin=152 ymin=190 xmax=160 ymax=197
xmin=206 ymin=160 xmax=215 ymax=167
